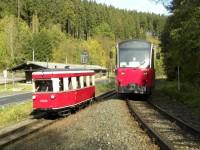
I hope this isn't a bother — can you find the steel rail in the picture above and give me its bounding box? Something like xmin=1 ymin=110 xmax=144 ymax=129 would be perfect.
xmin=0 ymin=90 xmax=115 ymax=148
xmin=148 ymin=100 xmax=200 ymax=138
xmin=127 ymin=100 xmax=174 ymax=150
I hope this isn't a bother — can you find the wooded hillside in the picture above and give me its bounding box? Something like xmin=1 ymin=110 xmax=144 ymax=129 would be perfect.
xmin=161 ymin=0 xmax=200 ymax=83
xmin=0 ymin=0 xmax=166 ymax=70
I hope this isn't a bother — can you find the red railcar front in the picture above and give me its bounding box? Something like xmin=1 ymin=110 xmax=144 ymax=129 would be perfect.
xmin=116 ymin=40 xmax=155 ymax=94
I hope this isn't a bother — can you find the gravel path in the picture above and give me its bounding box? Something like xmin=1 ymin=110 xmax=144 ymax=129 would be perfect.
xmin=4 ymin=99 xmax=158 ymax=150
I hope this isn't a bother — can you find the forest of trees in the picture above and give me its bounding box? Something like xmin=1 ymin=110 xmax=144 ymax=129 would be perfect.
xmin=161 ymin=0 xmax=200 ymax=83
xmin=0 ymin=0 xmax=166 ymax=70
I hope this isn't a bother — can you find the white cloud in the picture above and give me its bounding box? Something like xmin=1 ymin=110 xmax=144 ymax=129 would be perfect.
xmin=94 ymin=0 xmax=169 ymax=15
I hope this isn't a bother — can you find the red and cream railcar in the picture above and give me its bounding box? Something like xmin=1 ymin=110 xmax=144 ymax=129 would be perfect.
xmin=32 ymin=69 xmax=95 ymax=113
xmin=116 ymin=40 xmax=155 ymax=95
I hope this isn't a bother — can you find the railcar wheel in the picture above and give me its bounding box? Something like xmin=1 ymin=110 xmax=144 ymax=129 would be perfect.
xmin=58 ymin=109 xmax=71 ymax=117
xmin=71 ymin=107 xmax=77 ymax=114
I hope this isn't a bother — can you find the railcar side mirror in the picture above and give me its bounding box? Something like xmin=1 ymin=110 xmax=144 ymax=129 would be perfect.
xmin=156 ymin=52 xmax=160 ymax=60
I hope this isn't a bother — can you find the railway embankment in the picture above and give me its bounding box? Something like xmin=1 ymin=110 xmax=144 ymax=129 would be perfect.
xmin=127 ymin=99 xmax=200 ymax=149
xmin=153 ymin=79 xmax=200 ymax=131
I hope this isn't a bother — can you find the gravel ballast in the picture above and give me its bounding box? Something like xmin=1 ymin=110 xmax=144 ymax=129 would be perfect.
xmin=4 ymin=99 xmax=158 ymax=150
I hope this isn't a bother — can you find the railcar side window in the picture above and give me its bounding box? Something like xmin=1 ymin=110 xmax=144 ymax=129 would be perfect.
xmin=83 ymin=76 xmax=87 ymax=87
xmin=35 ymin=80 xmax=53 ymax=92
xmin=68 ymin=78 xmax=72 ymax=90
xmin=90 ymin=76 xmax=93 ymax=86
xmin=77 ymin=77 xmax=81 ymax=89
xmin=59 ymin=78 xmax=64 ymax=91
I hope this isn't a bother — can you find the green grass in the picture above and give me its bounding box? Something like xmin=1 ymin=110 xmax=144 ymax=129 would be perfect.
xmin=96 ymin=79 xmax=115 ymax=95
xmin=0 ymin=83 xmax=32 ymax=93
xmin=0 ymin=101 xmax=32 ymax=129
xmin=0 ymin=83 xmax=32 ymax=96
xmin=156 ymin=79 xmax=200 ymax=114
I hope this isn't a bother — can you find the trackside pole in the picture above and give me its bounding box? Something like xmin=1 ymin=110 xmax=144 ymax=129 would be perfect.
xmin=177 ymin=65 xmax=180 ymax=91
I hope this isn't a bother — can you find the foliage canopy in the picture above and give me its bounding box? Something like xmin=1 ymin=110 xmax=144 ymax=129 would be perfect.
xmin=0 ymin=0 xmax=166 ymax=70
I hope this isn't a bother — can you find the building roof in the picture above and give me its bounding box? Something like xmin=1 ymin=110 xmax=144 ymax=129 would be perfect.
xmin=67 ymin=64 xmax=107 ymax=70
xmin=9 ymin=61 xmax=69 ymax=71
xmin=9 ymin=61 xmax=107 ymax=72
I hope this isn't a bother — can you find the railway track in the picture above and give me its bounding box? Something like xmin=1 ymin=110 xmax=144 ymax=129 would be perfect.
xmin=2 ymin=90 xmax=198 ymax=150
xmin=127 ymin=99 xmax=200 ymax=150
xmin=0 ymin=90 xmax=116 ymax=149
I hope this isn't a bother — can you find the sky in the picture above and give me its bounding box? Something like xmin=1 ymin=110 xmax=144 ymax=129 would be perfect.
xmin=94 ymin=0 xmax=169 ymax=15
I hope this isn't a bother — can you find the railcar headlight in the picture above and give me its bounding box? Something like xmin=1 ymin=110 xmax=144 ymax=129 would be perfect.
xmin=32 ymin=95 xmax=36 ymax=100
xmin=50 ymin=95 xmax=56 ymax=100
xmin=144 ymin=71 xmax=148 ymax=76
xmin=121 ymin=72 xmax=125 ymax=75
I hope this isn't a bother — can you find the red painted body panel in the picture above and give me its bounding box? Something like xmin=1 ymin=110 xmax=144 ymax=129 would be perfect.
xmin=145 ymin=68 xmax=155 ymax=88
xmin=116 ymin=67 xmax=155 ymax=93
xmin=117 ymin=68 xmax=145 ymax=86
xmin=117 ymin=68 xmax=155 ymax=87
xmin=33 ymin=86 xmax=95 ymax=109
xmin=76 ymin=87 xmax=95 ymax=104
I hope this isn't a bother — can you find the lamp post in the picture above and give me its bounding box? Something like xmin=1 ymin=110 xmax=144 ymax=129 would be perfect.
xmin=177 ymin=65 xmax=180 ymax=91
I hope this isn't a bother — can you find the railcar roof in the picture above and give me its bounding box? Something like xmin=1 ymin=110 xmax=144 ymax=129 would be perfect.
xmin=32 ymin=69 xmax=94 ymax=75
xmin=118 ymin=39 xmax=151 ymax=45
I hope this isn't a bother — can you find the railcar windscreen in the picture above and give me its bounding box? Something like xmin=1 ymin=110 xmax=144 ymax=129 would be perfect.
xmin=35 ymin=80 xmax=53 ymax=92
xmin=119 ymin=41 xmax=151 ymax=68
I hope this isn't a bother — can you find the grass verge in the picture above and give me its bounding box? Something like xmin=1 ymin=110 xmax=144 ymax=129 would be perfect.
xmin=156 ymin=79 xmax=200 ymax=114
xmin=0 ymin=101 xmax=32 ymax=129
xmin=0 ymin=83 xmax=32 ymax=93
xmin=96 ymin=79 xmax=115 ymax=95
